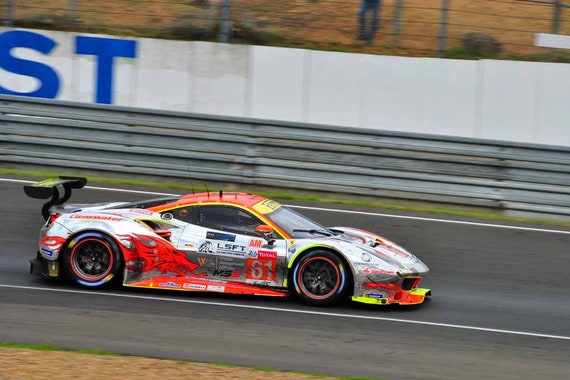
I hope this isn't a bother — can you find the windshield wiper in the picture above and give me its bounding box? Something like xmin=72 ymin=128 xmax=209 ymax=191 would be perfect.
xmin=292 ymin=229 xmax=333 ymax=236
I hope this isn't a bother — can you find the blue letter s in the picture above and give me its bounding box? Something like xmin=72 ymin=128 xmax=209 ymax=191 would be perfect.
xmin=0 ymin=30 xmax=60 ymax=98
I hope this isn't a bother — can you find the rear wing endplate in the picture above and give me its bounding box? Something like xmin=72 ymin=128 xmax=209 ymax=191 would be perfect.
xmin=24 ymin=176 xmax=87 ymax=220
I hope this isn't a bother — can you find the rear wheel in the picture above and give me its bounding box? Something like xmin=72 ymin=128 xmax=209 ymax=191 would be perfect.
xmin=291 ymin=250 xmax=350 ymax=306
xmin=62 ymin=232 xmax=123 ymax=288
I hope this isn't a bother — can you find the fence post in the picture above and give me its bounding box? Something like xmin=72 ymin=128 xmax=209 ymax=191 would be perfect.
xmin=437 ymin=0 xmax=450 ymax=58
xmin=4 ymin=0 xmax=13 ymax=27
xmin=552 ymin=0 xmax=561 ymax=34
xmin=70 ymin=0 xmax=77 ymax=15
xmin=218 ymin=0 xmax=232 ymax=43
xmin=70 ymin=0 xmax=78 ymax=27
xmin=392 ymin=0 xmax=404 ymax=47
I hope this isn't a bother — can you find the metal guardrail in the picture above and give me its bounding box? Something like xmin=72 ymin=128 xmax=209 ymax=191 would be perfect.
xmin=1 ymin=95 xmax=570 ymax=217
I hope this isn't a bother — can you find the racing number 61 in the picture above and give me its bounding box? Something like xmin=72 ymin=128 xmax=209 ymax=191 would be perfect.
xmin=246 ymin=258 xmax=276 ymax=281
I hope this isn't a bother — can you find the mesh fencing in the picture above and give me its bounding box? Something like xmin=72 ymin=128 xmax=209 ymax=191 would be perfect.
xmin=3 ymin=0 xmax=570 ymax=57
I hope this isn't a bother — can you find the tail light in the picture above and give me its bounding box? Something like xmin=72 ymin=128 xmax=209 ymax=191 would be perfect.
xmin=47 ymin=213 xmax=61 ymax=225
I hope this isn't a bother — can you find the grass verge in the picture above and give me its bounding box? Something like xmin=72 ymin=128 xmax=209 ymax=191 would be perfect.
xmin=4 ymin=168 xmax=570 ymax=227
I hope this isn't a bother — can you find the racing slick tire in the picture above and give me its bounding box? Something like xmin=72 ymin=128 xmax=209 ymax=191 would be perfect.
xmin=62 ymin=231 xmax=123 ymax=288
xmin=291 ymin=250 xmax=351 ymax=306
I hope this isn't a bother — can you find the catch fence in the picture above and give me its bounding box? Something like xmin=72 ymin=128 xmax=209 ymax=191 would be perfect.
xmin=2 ymin=0 xmax=570 ymax=57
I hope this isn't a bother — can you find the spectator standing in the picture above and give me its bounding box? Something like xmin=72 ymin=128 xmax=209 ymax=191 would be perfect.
xmin=358 ymin=0 xmax=382 ymax=42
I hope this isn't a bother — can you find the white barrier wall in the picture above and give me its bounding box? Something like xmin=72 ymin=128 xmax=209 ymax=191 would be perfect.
xmin=1 ymin=28 xmax=570 ymax=147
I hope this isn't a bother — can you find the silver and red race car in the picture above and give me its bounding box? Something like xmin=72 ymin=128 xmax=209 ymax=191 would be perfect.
xmin=25 ymin=177 xmax=430 ymax=306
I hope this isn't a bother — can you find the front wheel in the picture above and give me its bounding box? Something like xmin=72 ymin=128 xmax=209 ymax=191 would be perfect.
xmin=62 ymin=232 xmax=123 ymax=288
xmin=291 ymin=250 xmax=351 ymax=306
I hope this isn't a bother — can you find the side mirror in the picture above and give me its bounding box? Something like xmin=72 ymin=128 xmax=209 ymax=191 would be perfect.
xmin=255 ymin=225 xmax=275 ymax=246
xmin=255 ymin=225 xmax=273 ymax=234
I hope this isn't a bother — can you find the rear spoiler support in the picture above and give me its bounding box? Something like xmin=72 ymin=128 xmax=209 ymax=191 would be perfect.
xmin=24 ymin=177 xmax=87 ymax=220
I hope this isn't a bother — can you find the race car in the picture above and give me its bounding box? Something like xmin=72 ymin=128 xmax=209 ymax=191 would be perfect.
xmin=25 ymin=177 xmax=430 ymax=306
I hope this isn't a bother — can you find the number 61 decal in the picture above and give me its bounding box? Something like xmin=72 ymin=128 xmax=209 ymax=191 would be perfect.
xmin=246 ymin=258 xmax=277 ymax=281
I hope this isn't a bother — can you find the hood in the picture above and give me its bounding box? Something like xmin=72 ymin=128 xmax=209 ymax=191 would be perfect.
xmin=330 ymin=226 xmax=429 ymax=276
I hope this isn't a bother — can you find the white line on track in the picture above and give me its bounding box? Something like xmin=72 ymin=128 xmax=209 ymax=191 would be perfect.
xmin=1 ymin=283 xmax=569 ymax=341
xmin=4 ymin=177 xmax=570 ymax=234
xmin=291 ymin=205 xmax=570 ymax=235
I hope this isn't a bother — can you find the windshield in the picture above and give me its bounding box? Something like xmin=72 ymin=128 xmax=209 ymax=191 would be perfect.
xmin=264 ymin=206 xmax=328 ymax=238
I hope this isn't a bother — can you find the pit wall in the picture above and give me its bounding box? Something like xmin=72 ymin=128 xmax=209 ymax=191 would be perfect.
xmin=1 ymin=28 xmax=569 ymax=147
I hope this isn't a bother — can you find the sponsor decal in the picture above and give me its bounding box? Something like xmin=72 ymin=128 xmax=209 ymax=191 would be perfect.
xmin=364 ymin=268 xmax=396 ymax=275
xmin=217 ymin=257 xmax=245 ymax=271
xmin=183 ymin=283 xmax=207 ymax=290
xmin=41 ymin=247 xmax=54 ymax=257
xmin=252 ymin=199 xmax=282 ymax=214
xmin=206 ymin=285 xmax=225 ymax=292
xmin=69 ymin=214 xmax=122 ymax=221
xmin=247 ymin=250 xmax=258 ymax=258
xmin=198 ymin=241 xmax=214 ymax=254
xmin=366 ymin=293 xmax=384 ymax=299
xmin=213 ymin=270 xmax=241 ymax=278
xmin=354 ymin=262 xmax=381 ymax=268
xmin=215 ymin=243 xmax=247 ymax=257
xmin=191 ymin=256 xmax=217 ymax=271
xmin=206 ymin=231 xmax=236 ymax=241
xmin=361 ymin=252 xmax=372 ymax=262
xmin=128 ymin=208 xmax=153 ymax=215
xmin=257 ymin=250 xmax=277 ymax=259
xmin=184 ymin=243 xmax=196 ymax=249
xmin=245 ymin=279 xmax=277 ymax=287
xmin=246 ymin=258 xmax=277 ymax=281
xmin=162 ymin=213 xmax=173 ymax=220
xmin=248 ymin=239 xmax=263 ymax=248
xmin=159 ymin=281 xmax=181 ymax=288
xmin=179 ymin=209 xmax=189 ymax=217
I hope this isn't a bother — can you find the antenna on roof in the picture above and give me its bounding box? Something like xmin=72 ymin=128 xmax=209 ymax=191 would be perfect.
xmin=186 ymin=160 xmax=195 ymax=194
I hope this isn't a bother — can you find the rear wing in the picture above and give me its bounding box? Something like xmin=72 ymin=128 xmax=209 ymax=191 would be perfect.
xmin=24 ymin=177 xmax=87 ymax=220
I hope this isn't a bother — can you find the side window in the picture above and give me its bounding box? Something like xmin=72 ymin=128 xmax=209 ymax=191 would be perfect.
xmin=198 ymin=205 xmax=262 ymax=235
xmin=160 ymin=206 xmax=195 ymax=223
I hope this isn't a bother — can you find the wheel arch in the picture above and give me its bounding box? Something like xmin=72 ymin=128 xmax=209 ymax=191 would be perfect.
xmin=60 ymin=229 xmax=125 ymax=288
xmin=61 ymin=228 xmax=123 ymax=259
xmin=287 ymin=245 xmax=355 ymax=294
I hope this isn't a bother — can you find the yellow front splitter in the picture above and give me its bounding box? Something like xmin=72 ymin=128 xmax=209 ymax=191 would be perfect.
xmin=352 ymin=288 xmax=431 ymax=306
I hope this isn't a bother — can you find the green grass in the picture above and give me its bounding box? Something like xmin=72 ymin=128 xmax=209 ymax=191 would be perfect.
xmin=0 ymin=342 xmax=117 ymax=356
xmin=5 ymin=167 xmax=570 ymax=226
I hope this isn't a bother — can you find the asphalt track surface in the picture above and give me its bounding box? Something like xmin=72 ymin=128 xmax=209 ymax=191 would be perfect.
xmin=1 ymin=176 xmax=569 ymax=379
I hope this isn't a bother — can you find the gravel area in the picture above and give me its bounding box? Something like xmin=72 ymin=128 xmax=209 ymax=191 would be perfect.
xmin=0 ymin=348 xmax=338 ymax=380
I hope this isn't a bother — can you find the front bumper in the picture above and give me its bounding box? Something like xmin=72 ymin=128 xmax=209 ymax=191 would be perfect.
xmin=30 ymin=252 xmax=60 ymax=278
xmin=352 ymin=287 xmax=431 ymax=306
